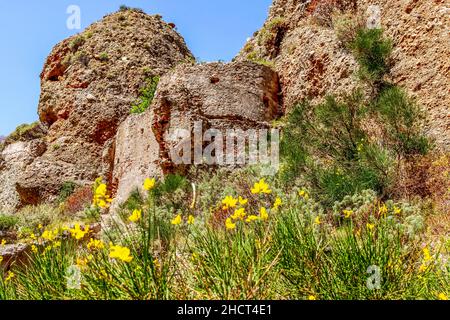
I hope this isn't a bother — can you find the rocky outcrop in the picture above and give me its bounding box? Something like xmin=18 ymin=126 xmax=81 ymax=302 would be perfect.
xmin=111 ymin=110 xmax=163 ymax=208
xmin=15 ymin=10 xmax=193 ymax=205
xmin=0 ymin=139 xmax=47 ymax=210
xmin=111 ymin=61 xmax=280 ymax=205
xmin=238 ymin=0 xmax=450 ymax=149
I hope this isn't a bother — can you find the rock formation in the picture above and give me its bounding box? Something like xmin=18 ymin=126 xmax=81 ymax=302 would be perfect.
xmin=237 ymin=0 xmax=449 ymax=149
xmin=14 ymin=9 xmax=193 ymax=206
xmin=111 ymin=61 xmax=280 ymax=206
xmin=1 ymin=1 xmax=448 ymax=212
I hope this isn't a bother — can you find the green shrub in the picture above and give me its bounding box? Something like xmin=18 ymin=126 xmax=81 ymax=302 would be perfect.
xmin=0 ymin=214 xmax=18 ymax=231
xmin=130 ymin=76 xmax=160 ymax=114
xmin=3 ymin=122 xmax=45 ymax=147
xmin=280 ymin=91 xmax=394 ymax=204
xmin=280 ymin=28 xmax=429 ymax=204
xmin=69 ymin=35 xmax=85 ymax=52
xmin=375 ymin=86 xmax=430 ymax=155
xmin=349 ymin=28 xmax=392 ymax=83
xmin=57 ymin=181 xmax=78 ymax=204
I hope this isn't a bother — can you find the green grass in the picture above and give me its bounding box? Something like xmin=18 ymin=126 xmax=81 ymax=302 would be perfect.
xmin=0 ymin=173 xmax=448 ymax=300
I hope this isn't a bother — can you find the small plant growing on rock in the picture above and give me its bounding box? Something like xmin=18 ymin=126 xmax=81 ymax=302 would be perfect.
xmin=99 ymin=52 xmax=109 ymax=62
xmin=69 ymin=35 xmax=85 ymax=52
xmin=130 ymin=76 xmax=160 ymax=114
xmin=0 ymin=214 xmax=18 ymax=231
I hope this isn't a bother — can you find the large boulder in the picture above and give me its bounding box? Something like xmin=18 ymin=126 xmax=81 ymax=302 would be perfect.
xmin=111 ymin=61 xmax=280 ymax=205
xmin=237 ymin=0 xmax=450 ymax=149
xmin=16 ymin=9 xmax=193 ymax=205
xmin=0 ymin=139 xmax=46 ymax=209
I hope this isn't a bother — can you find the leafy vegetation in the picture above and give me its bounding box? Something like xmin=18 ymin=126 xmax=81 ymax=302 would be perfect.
xmin=280 ymin=27 xmax=430 ymax=205
xmin=130 ymin=76 xmax=160 ymax=114
xmin=0 ymin=214 xmax=18 ymax=232
xmin=0 ymin=170 xmax=447 ymax=300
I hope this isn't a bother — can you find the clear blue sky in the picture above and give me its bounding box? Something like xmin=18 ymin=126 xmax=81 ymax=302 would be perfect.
xmin=0 ymin=0 xmax=272 ymax=136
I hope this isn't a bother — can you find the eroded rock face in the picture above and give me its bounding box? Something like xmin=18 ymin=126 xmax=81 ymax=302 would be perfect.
xmin=0 ymin=140 xmax=46 ymax=210
xmin=152 ymin=61 xmax=281 ymax=173
xmin=111 ymin=110 xmax=163 ymax=208
xmin=111 ymin=61 xmax=280 ymax=205
xmin=238 ymin=0 xmax=450 ymax=149
xmin=16 ymin=10 xmax=193 ymax=205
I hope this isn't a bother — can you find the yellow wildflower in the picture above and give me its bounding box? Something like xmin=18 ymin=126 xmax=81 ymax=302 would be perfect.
xmin=308 ymin=295 xmax=317 ymax=300
xmin=87 ymin=238 xmax=105 ymax=251
xmin=222 ymin=196 xmax=238 ymax=210
xmin=251 ymin=179 xmax=272 ymax=195
xmin=171 ymin=214 xmax=182 ymax=225
xmin=109 ymin=244 xmax=133 ymax=263
xmin=153 ymin=258 xmax=161 ymax=269
xmin=1 ymin=239 xmax=6 ymax=246
xmin=379 ymin=204 xmax=388 ymax=216
xmin=76 ymin=257 xmax=88 ymax=267
xmin=187 ymin=215 xmax=195 ymax=225
xmin=53 ymin=241 xmax=61 ymax=249
xmin=393 ymin=206 xmax=402 ymax=215
xmin=314 ymin=216 xmax=322 ymax=225
xmin=260 ymin=207 xmax=269 ymax=221
xmin=419 ymin=263 xmax=427 ymax=273
xmin=366 ymin=223 xmax=375 ymax=231
xmin=238 ymin=196 xmax=248 ymax=205
xmin=0 ymin=256 xmax=3 ymax=264
xmin=93 ymin=182 xmax=113 ymax=208
xmin=231 ymin=208 xmax=247 ymax=220
xmin=38 ymin=224 xmax=43 ymax=230
xmin=438 ymin=293 xmax=448 ymax=300
xmin=246 ymin=215 xmax=260 ymax=223
xmin=423 ymin=247 xmax=432 ymax=262
xmin=5 ymin=271 xmax=14 ymax=283
xmin=272 ymin=197 xmax=282 ymax=210
xmin=128 ymin=209 xmax=142 ymax=223
xmin=343 ymin=209 xmax=353 ymax=219
xmin=42 ymin=229 xmax=57 ymax=242
xmin=31 ymin=245 xmax=38 ymax=254
xmin=298 ymin=189 xmax=309 ymax=200
xmin=225 ymin=218 xmax=236 ymax=230
xmin=69 ymin=224 xmax=90 ymax=240
xmin=143 ymin=178 xmax=156 ymax=191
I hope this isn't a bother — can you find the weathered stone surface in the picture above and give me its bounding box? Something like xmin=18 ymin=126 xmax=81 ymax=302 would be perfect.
xmin=111 ymin=61 xmax=280 ymax=206
xmin=111 ymin=110 xmax=163 ymax=208
xmin=152 ymin=61 xmax=281 ymax=173
xmin=15 ymin=10 xmax=193 ymax=205
xmin=238 ymin=0 xmax=450 ymax=149
xmin=0 ymin=139 xmax=47 ymax=210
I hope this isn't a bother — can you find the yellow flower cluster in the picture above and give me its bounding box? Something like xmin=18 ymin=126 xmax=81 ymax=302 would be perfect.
xmin=128 ymin=209 xmax=142 ymax=223
xmin=171 ymin=214 xmax=195 ymax=226
xmin=41 ymin=229 xmax=58 ymax=242
xmin=251 ymin=179 xmax=272 ymax=195
xmin=298 ymin=189 xmax=309 ymax=200
xmin=343 ymin=209 xmax=353 ymax=219
xmin=4 ymin=271 xmax=14 ymax=283
xmin=109 ymin=243 xmax=133 ymax=263
xmin=223 ymin=180 xmax=280 ymax=230
xmin=419 ymin=247 xmax=433 ymax=273
xmin=93 ymin=178 xmax=113 ymax=208
xmin=69 ymin=224 xmax=90 ymax=240
xmin=87 ymin=238 xmax=105 ymax=251
xmin=143 ymin=178 xmax=156 ymax=191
